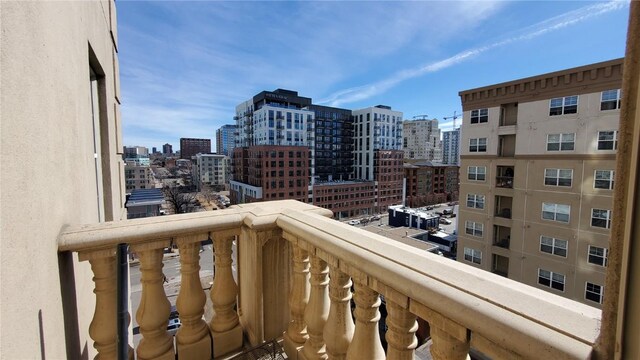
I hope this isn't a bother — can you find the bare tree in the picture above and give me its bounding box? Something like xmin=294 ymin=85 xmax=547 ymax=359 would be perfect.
xmin=162 ymin=186 xmax=196 ymax=214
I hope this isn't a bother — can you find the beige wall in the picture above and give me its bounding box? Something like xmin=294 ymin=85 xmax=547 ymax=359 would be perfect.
xmin=1 ymin=1 xmax=122 ymax=358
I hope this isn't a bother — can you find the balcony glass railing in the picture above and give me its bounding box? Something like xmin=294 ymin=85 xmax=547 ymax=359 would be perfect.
xmin=58 ymin=201 xmax=600 ymax=360
xmin=495 ymin=176 xmax=514 ymax=188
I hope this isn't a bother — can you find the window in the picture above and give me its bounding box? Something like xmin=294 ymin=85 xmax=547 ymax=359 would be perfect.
xmin=540 ymin=236 xmax=567 ymax=257
xmin=470 ymin=109 xmax=488 ymax=124
xmin=588 ymin=246 xmax=608 ymax=266
xmin=542 ymin=203 xmax=570 ymax=223
xmin=597 ymin=131 xmax=618 ymax=150
xmin=469 ymin=138 xmax=487 ymax=152
xmin=586 ymin=282 xmax=604 ymax=304
xmin=544 ymin=168 xmax=573 ymax=187
xmin=591 ymin=209 xmax=612 ymax=229
xmin=538 ymin=269 xmax=565 ymax=291
xmin=468 ymin=166 xmax=486 ymax=181
xmin=547 ymin=133 xmax=575 ymax=151
xmin=601 ymin=89 xmax=621 ymax=110
xmin=465 ymin=221 xmax=483 ymax=237
xmin=466 ymin=194 xmax=485 ymax=209
xmin=549 ymin=95 xmax=578 ymax=115
xmin=464 ymin=248 xmax=482 ymax=264
xmin=594 ymin=170 xmax=615 ymax=190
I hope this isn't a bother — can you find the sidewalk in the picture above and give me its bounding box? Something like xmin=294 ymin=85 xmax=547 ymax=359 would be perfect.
xmin=128 ymin=248 xmax=180 ymax=266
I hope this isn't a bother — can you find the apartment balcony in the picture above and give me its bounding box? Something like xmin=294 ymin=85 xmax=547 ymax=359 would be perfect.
xmin=492 ymin=254 xmax=510 ymax=278
xmin=58 ymin=200 xmax=599 ymax=360
xmin=495 ymin=166 xmax=514 ymax=189
xmin=493 ymin=225 xmax=511 ymax=249
xmin=498 ymin=135 xmax=516 ymax=158
xmin=495 ymin=195 xmax=513 ymax=219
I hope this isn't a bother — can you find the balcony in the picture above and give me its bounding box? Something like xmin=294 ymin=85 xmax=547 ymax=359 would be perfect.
xmin=495 ymin=195 xmax=513 ymax=219
xmin=496 ymin=166 xmax=514 ymax=188
xmin=498 ymin=135 xmax=516 ymax=157
xmin=58 ymin=200 xmax=599 ymax=360
xmin=492 ymin=254 xmax=510 ymax=278
xmin=493 ymin=225 xmax=511 ymax=249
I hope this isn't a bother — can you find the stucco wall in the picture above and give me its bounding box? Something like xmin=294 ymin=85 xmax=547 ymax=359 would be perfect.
xmin=1 ymin=1 xmax=123 ymax=358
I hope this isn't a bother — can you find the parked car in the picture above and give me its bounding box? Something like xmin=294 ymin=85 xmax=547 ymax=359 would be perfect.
xmin=426 ymin=206 xmax=434 ymax=210
xmin=167 ymin=318 xmax=181 ymax=336
xmin=442 ymin=208 xmax=453 ymax=215
xmin=439 ymin=218 xmax=452 ymax=225
xmin=372 ymin=214 xmax=381 ymax=220
xmin=347 ymin=220 xmax=360 ymax=226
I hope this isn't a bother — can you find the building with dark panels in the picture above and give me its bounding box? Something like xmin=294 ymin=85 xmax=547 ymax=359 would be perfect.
xmin=309 ymin=105 xmax=354 ymax=182
xmin=230 ymin=145 xmax=309 ymax=204
xmin=388 ymin=205 xmax=440 ymax=230
xmin=180 ymin=137 xmax=211 ymax=159
xmin=216 ymin=124 xmax=236 ymax=156
xmin=163 ymin=143 xmax=173 ymax=155
xmin=404 ymin=161 xmax=460 ymax=207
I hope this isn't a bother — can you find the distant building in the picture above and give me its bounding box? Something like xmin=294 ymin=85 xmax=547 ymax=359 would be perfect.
xmin=180 ymin=138 xmax=211 ymax=159
xmin=124 ymin=160 xmax=151 ymax=191
xmin=123 ymin=145 xmax=149 ymax=159
xmin=216 ymin=124 xmax=236 ymax=156
xmin=125 ymin=188 xmax=164 ymax=219
xmin=404 ymin=161 xmax=459 ymax=207
xmin=403 ymin=118 xmax=442 ymax=161
xmin=442 ymin=129 xmax=460 ymax=165
xmin=163 ymin=143 xmax=173 ymax=155
xmin=193 ymin=153 xmax=230 ymax=191
xmin=312 ymin=180 xmax=375 ymax=219
xmin=230 ymin=145 xmax=309 ymax=204
xmin=152 ymin=147 xmax=157 ymax=154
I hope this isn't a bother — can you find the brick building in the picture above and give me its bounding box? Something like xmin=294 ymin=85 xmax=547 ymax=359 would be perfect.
xmin=404 ymin=161 xmax=460 ymax=207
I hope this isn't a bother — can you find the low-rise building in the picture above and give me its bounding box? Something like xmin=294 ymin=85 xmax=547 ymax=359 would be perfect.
xmin=404 ymin=161 xmax=460 ymax=207
xmin=125 ymin=160 xmax=151 ymax=191
xmin=125 ymin=188 xmax=165 ymax=219
xmin=193 ymin=153 xmax=230 ymax=191
xmin=312 ymin=180 xmax=375 ymax=219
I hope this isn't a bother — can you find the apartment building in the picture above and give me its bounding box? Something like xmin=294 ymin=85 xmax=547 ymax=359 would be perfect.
xmin=216 ymin=124 xmax=236 ymax=156
xmin=403 ymin=118 xmax=442 ymax=162
xmin=124 ymin=160 xmax=151 ymax=191
xmin=193 ymin=153 xmax=230 ymax=191
xmin=456 ymin=59 xmax=622 ymax=307
xmin=163 ymin=143 xmax=173 ymax=155
xmin=180 ymin=137 xmax=211 ymax=159
xmin=442 ymin=128 xmax=461 ymax=165
xmin=404 ymin=161 xmax=460 ymax=207
xmin=309 ymin=105 xmax=354 ymax=182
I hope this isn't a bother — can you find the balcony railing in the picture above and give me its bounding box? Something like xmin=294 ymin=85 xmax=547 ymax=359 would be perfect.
xmin=58 ymin=200 xmax=599 ymax=360
xmin=495 ymin=176 xmax=514 ymax=188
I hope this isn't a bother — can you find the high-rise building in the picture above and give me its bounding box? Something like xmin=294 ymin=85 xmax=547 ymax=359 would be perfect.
xmin=193 ymin=153 xmax=230 ymax=191
xmin=403 ymin=118 xmax=442 ymax=161
xmin=308 ymin=105 xmax=354 ymax=182
xmin=163 ymin=143 xmax=173 ymax=155
xmin=152 ymin=147 xmax=157 ymax=154
xmin=216 ymin=124 xmax=236 ymax=156
xmin=180 ymin=138 xmax=211 ymax=159
xmin=456 ymin=59 xmax=622 ymax=307
xmin=352 ymin=105 xmax=404 ymax=212
xmin=442 ymin=129 xmax=460 ymax=165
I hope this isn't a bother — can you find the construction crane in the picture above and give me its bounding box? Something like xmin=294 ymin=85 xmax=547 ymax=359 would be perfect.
xmin=443 ymin=111 xmax=462 ymax=129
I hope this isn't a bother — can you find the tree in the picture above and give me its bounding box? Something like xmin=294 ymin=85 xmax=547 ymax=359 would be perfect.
xmin=162 ymin=186 xmax=196 ymax=214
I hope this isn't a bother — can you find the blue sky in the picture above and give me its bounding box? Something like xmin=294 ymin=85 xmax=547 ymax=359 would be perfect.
xmin=118 ymin=1 xmax=630 ymax=151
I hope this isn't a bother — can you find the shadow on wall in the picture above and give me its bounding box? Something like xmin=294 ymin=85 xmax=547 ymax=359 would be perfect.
xmin=58 ymin=252 xmax=89 ymax=360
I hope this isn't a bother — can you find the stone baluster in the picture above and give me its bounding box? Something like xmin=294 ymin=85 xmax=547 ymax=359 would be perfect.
xmin=81 ymin=249 xmax=118 ymax=359
xmin=209 ymin=231 xmax=242 ymax=357
xmin=430 ymin=321 xmax=470 ymax=360
xmin=131 ymin=241 xmax=174 ymax=360
xmin=385 ymin=300 xmax=418 ymax=360
xmin=283 ymin=244 xmax=311 ymax=359
xmin=345 ymin=279 xmax=385 ymax=360
xmin=323 ymin=265 xmax=354 ymax=360
xmin=175 ymin=235 xmax=211 ymax=359
xmin=301 ymin=255 xmax=330 ymax=360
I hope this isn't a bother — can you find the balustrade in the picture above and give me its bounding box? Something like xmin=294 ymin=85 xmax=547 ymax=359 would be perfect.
xmin=58 ymin=201 xmax=600 ymax=360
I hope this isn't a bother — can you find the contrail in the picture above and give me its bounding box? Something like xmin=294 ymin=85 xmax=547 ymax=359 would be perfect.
xmin=318 ymin=0 xmax=628 ymax=107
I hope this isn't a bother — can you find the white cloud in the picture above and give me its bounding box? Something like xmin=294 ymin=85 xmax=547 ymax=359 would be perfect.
xmin=318 ymin=0 xmax=629 ymax=107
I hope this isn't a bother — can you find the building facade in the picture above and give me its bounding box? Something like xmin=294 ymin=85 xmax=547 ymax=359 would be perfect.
xmin=1 ymin=1 xmax=124 ymax=357
xmin=193 ymin=153 xmax=230 ymax=191
xmin=456 ymin=59 xmax=622 ymax=308
xmin=404 ymin=161 xmax=460 ymax=207
xmin=125 ymin=160 xmax=151 ymax=191
xmin=216 ymin=124 xmax=236 ymax=156
xmin=442 ymin=128 xmax=461 ymax=165
xmin=163 ymin=143 xmax=173 ymax=155
xmin=403 ymin=118 xmax=442 ymax=162
xmin=309 ymin=105 xmax=354 ymax=182
xmin=180 ymin=137 xmax=211 ymax=159
xmin=123 ymin=145 xmax=149 ymax=159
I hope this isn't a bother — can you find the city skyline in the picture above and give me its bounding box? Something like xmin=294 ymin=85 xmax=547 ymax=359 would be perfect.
xmin=119 ymin=1 xmax=630 ymax=149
